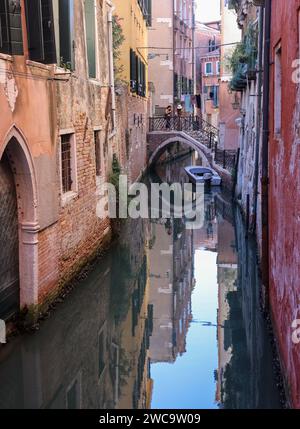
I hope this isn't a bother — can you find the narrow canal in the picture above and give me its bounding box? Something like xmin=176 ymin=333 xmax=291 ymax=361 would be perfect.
xmin=0 ymin=153 xmax=282 ymax=409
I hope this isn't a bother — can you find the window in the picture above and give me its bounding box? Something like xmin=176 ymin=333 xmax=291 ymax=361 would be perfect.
xmin=94 ymin=130 xmax=103 ymax=177
xmin=130 ymin=49 xmax=137 ymax=92
xmin=57 ymin=0 xmax=75 ymax=69
xmin=25 ymin=0 xmax=56 ymax=63
xmin=205 ymin=62 xmax=213 ymax=75
xmin=60 ymin=133 xmax=77 ymax=196
xmin=130 ymin=50 xmax=146 ymax=97
xmin=138 ymin=0 xmax=152 ymax=26
xmin=0 ymin=0 xmax=23 ymax=55
xmin=274 ymin=43 xmax=282 ymax=136
xmin=213 ymin=86 xmax=219 ymax=107
xmin=84 ymin=0 xmax=96 ymax=78
xmin=217 ymin=61 xmax=220 ymax=75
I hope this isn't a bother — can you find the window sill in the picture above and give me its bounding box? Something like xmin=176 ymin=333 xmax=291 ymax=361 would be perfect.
xmin=26 ymin=60 xmax=52 ymax=71
xmin=54 ymin=65 xmax=72 ymax=76
xmin=0 ymin=53 xmax=13 ymax=62
xmin=62 ymin=191 xmax=78 ymax=207
xmin=89 ymin=78 xmax=103 ymax=86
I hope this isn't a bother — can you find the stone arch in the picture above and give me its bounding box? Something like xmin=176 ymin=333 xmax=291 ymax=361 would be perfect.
xmin=148 ymin=136 xmax=211 ymax=168
xmin=0 ymin=125 xmax=39 ymax=311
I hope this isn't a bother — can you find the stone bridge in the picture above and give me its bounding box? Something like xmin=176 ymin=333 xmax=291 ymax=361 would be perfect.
xmin=147 ymin=130 xmax=214 ymax=167
xmin=147 ymin=116 xmax=218 ymax=166
xmin=147 ymin=116 xmax=238 ymax=191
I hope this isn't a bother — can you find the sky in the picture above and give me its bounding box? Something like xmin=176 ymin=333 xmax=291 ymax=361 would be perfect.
xmin=196 ymin=0 xmax=221 ymax=23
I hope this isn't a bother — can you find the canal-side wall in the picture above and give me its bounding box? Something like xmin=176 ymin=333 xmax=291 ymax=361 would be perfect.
xmin=268 ymin=0 xmax=300 ymax=409
xmin=0 ymin=1 xmax=134 ymax=319
xmin=37 ymin=2 xmax=115 ymax=309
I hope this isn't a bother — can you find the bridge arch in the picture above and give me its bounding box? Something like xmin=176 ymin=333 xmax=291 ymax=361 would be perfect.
xmin=148 ymin=135 xmax=212 ymax=168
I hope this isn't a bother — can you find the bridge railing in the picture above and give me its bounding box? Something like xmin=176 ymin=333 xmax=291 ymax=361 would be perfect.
xmin=214 ymin=149 xmax=237 ymax=173
xmin=149 ymin=116 xmax=219 ymax=137
xmin=148 ymin=116 xmax=238 ymax=174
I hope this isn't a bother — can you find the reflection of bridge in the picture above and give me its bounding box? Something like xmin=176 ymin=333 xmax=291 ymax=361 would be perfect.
xmin=147 ymin=116 xmax=237 ymax=177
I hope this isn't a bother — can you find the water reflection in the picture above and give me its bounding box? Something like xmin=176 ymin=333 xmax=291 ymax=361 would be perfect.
xmin=0 ymin=154 xmax=281 ymax=409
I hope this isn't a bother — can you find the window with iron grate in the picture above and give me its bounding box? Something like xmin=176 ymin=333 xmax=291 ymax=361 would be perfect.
xmin=61 ymin=134 xmax=73 ymax=193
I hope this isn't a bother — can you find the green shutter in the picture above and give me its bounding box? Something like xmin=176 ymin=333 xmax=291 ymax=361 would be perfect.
xmin=84 ymin=0 xmax=96 ymax=78
xmin=59 ymin=0 xmax=74 ymax=69
xmin=41 ymin=0 xmax=57 ymax=64
xmin=0 ymin=0 xmax=23 ymax=55
xmin=25 ymin=0 xmax=44 ymax=61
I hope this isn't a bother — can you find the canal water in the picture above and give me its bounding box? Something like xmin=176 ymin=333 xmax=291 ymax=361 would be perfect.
xmin=0 ymin=153 xmax=281 ymax=409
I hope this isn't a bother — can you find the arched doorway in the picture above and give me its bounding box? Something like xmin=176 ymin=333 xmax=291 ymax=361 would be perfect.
xmin=0 ymin=153 xmax=19 ymax=320
xmin=0 ymin=127 xmax=39 ymax=319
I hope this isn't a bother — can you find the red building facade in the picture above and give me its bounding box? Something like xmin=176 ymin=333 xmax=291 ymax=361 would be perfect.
xmin=269 ymin=0 xmax=300 ymax=408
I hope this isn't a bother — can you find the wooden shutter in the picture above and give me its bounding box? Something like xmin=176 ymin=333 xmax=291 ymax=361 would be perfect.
xmin=0 ymin=0 xmax=9 ymax=53
xmin=25 ymin=0 xmax=56 ymax=63
xmin=59 ymin=0 xmax=72 ymax=66
xmin=41 ymin=0 xmax=56 ymax=63
xmin=130 ymin=48 xmax=134 ymax=91
xmin=0 ymin=0 xmax=23 ymax=55
xmin=84 ymin=0 xmax=96 ymax=78
xmin=25 ymin=0 xmax=44 ymax=61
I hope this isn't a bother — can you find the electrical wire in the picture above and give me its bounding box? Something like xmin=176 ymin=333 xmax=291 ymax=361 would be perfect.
xmin=137 ymin=41 xmax=241 ymax=51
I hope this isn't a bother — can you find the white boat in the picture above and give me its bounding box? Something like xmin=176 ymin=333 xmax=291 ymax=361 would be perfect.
xmin=184 ymin=166 xmax=222 ymax=186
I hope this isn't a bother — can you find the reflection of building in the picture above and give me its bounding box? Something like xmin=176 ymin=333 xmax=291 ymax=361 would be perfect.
xmin=0 ymin=218 xmax=153 ymax=410
xmin=214 ymin=199 xmax=281 ymax=409
xmin=215 ymin=208 xmax=238 ymax=406
xmin=149 ymin=217 xmax=194 ymax=364
xmin=193 ymin=192 xmax=218 ymax=251
xmin=173 ymin=220 xmax=194 ymax=357
xmin=149 ymin=222 xmax=175 ymax=363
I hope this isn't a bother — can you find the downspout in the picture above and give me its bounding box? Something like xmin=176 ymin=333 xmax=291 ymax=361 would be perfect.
xmin=192 ymin=0 xmax=196 ymax=115
xmin=173 ymin=1 xmax=176 ymax=113
xmin=107 ymin=1 xmax=116 ymax=135
xmin=252 ymin=6 xmax=264 ymax=232
xmin=261 ymin=0 xmax=271 ymax=301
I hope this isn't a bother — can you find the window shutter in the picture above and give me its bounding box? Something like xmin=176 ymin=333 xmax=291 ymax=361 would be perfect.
xmin=0 ymin=0 xmax=23 ymax=55
xmin=59 ymin=0 xmax=72 ymax=66
xmin=0 ymin=0 xmax=9 ymax=52
xmin=130 ymin=48 xmax=135 ymax=91
xmin=41 ymin=0 xmax=56 ymax=64
xmin=7 ymin=0 xmax=23 ymax=55
xmin=25 ymin=0 xmax=44 ymax=61
xmin=84 ymin=0 xmax=96 ymax=78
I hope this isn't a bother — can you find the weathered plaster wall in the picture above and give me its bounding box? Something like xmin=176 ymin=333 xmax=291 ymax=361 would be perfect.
xmin=269 ymin=0 xmax=300 ymax=409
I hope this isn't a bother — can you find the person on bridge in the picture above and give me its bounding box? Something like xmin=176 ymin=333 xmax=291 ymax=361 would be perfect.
xmin=176 ymin=104 xmax=183 ymax=131
xmin=165 ymin=105 xmax=172 ymax=130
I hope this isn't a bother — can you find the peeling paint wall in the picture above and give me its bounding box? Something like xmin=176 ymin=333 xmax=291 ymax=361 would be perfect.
xmin=269 ymin=0 xmax=300 ymax=409
xmin=235 ymin=3 xmax=261 ymax=234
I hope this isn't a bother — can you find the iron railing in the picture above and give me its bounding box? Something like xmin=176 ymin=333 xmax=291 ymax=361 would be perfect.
xmin=149 ymin=115 xmax=237 ymax=174
xmin=214 ymin=149 xmax=237 ymax=173
xmin=149 ymin=115 xmax=219 ymax=138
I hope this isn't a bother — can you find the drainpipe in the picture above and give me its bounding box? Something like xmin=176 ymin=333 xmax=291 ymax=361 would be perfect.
xmin=192 ymin=0 xmax=196 ymax=116
xmin=261 ymin=0 xmax=271 ymax=300
xmin=252 ymin=6 xmax=264 ymax=231
xmin=173 ymin=2 xmax=176 ymax=114
xmin=107 ymin=1 xmax=116 ymax=135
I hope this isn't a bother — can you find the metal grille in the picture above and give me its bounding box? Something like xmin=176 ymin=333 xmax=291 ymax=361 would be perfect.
xmin=94 ymin=131 xmax=102 ymax=177
xmin=0 ymin=154 xmax=19 ymax=320
xmin=215 ymin=149 xmax=237 ymax=173
xmin=61 ymin=134 xmax=72 ymax=193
